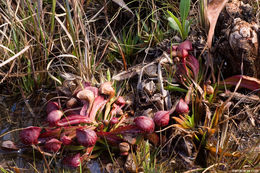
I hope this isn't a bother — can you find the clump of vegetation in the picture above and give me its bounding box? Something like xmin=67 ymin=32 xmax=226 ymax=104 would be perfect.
xmin=167 ymin=0 xmax=191 ymax=40
xmin=18 ymin=81 xmax=158 ymax=169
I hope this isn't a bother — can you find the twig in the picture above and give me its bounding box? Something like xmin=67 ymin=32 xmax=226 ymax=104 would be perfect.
xmin=35 ymin=145 xmax=51 ymax=173
xmin=0 ymin=128 xmax=25 ymax=138
xmin=202 ymin=163 xmax=226 ymax=173
xmin=157 ymin=56 xmax=172 ymax=110
xmin=0 ymin=45 xmax=30 ymax=68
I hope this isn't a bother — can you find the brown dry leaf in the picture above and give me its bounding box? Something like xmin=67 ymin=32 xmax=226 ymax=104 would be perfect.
xmin=112 ymin=68 xmax=139 ymax=81
xmin=207 ymin=145 xmax=241 ymax=157
xmin=146 ymin=133 xmax=159 ymax=146
xmin=206 ymin=0 xmax=228 ymax=48
xmin=11 ymin=167 xmax=22 ymax=173
xmin=123 ymin=135 xmax=137 ymax=145
xmin=125 ymin=154 xmax=137 ymax=173
xmin=222 ymin=75 xmax=260 ymax=91
xmin=112 ymin=0 xmax=134 ymax=15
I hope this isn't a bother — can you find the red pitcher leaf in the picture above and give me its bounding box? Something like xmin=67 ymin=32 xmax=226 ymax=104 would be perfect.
xmin=57 ymin=115 xmax=92 ymax=126
xmin=59 ymin=115 xmax=91 ymax=123
xmin=60 ymin=128 xmax=77 ymax=145
xmin=47 ymin=110 xmax=63 ymax=126
xmin=88 ymin=96 xmax=107 ymax=121
xmin=110 ymin=117 xmax=119 ymax=125
xmin=63 ymin=153 xmax=82 ymax=168
xmin=83 ymin=81 xmax=91 ymax=88
xmin=186 ymin=55 xmax=199 ymax=79
xmin=44 ymin=138 xmax=62 ymax=152
xmin=64 ymin=108 xmax=81 ymax=116
xmin=96 ymin=131 xmax=111 ymax=137
xmin=110 ymin=96 xmax=126 ymax=116
xmin=205 ymin=0 xmax=228 ymax=48
xmin=134 ymin=116 xmax=155 ymax=133
xmin=63 ymin=126 xmax=93 ymax=134
xmin=105 ymin=135 xmax=123 ymax=145
xmin=176 ymin=99 xmax=189 ymax=114
xmin=20 ymin=126 xmax=42 ymax=145
xmin=110 ymin=104 xmax=124 ymax=117
xmin=96 ymin=125 xmax=142 ymax=137
xmin=178 ymin=40 xmax=193 ymax=52
xmin=175 ymin=63 xmax=190 ymax=85
xmin=60 ymin=135 xmax=73 ymax=145
xmin=77 ymin=89 xmax=95 ymax=105
xmin=110 ymin=125 xmax=143 ymax=135
xmin=46 ymin=101 xmax=59 ymax=114
xmin=153 ymin=111 xmax=170 ymax=127
xmin=222 ymin=75 xmax=260 ymax=91
xmin=76 ymin=128 xmax=97 ymax=147
xmin=96 ymin=131 xmax=123 ymax=145
xmin=116 ymin=96 xmax=126 ymax=106
xmin=99 ymin=82 xmax=115 ymax=98
xmin=73 ymin=85 xmax=98 ymax=97
xmin=39 ymin=128 xmax=62 ymax=138
xmin=85 ymin=86 xmax=99 ymax=97
xmin=82 ymin=146 xmax=95 ymax=158
xmin=80 ymin=103 xmax=89 ymax=116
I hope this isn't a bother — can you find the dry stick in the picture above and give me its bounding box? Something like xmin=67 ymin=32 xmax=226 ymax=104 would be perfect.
xmin=202 ymin=163 xmax=226 ymax=173
xmin=104 ymin=2 xmax=127 ymax=71
xmin=157 ymin=54 xmax=172 ymax=110
xmin=35 ymin=145 xmax=51 ymax=173
xmin=183 ymin=168 xmax=205 ymax=173
xmin=0 ymin=45 xmax=30 ymax=68
xmin=0 ymin=128 xmax=25 ymax=138
xmin=0 ymin=70 xmax=48 ymax=77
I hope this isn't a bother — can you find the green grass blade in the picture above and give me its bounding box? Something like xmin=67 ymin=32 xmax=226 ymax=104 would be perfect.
xmin=183 ymin=20 xmax=191 ymax=40
xmin=167 ymin=10 xmax=183 ymax=39
xmin=51 ymin=0 xmax=57 ymax=35
xmin=165 ymin=85 xmax=187 ymax=93
xmin=180 ymin=0 xmax=190 ymax=26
